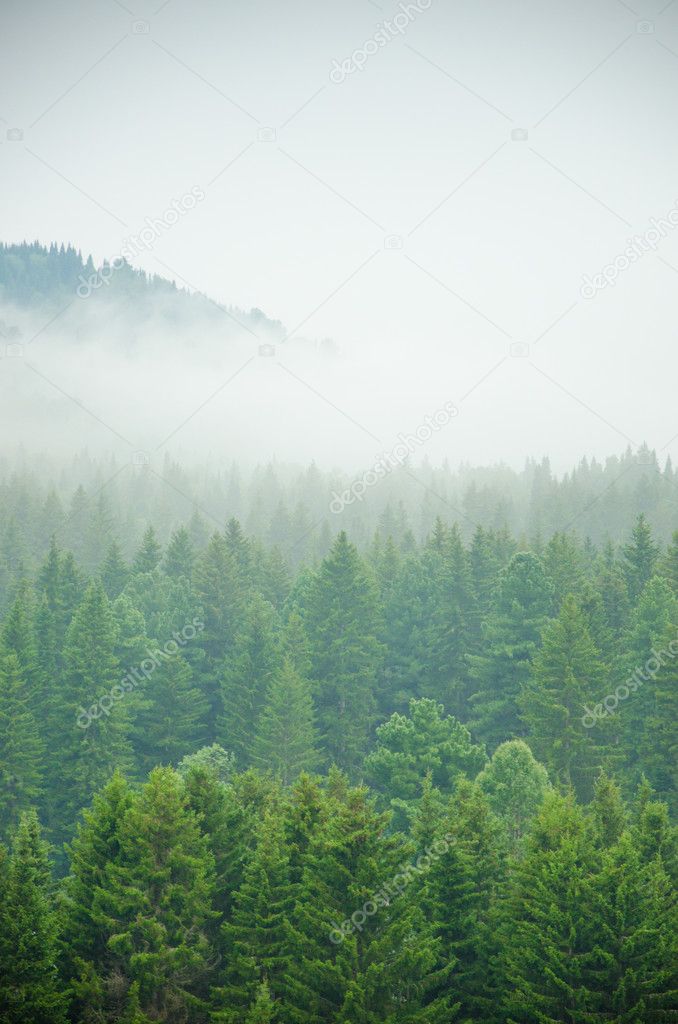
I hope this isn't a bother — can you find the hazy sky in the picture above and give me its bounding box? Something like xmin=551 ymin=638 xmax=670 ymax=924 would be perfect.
xmin=2 ymin=0 xmax=678 ymax=471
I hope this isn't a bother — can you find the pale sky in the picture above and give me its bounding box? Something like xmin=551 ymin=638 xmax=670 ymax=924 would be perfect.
xmin=2 ymin=0 xmax=678 ymax=471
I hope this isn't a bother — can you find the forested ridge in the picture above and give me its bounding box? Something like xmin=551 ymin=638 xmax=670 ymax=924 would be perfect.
xmin=0 ymin=463 xmax=676 ymax=1023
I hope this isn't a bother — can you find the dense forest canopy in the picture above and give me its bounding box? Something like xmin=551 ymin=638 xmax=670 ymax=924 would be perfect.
xmin=0 ymin=465 xmax=676 ymax=1021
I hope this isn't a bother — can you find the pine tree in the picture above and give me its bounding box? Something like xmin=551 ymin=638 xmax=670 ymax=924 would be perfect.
xmin=100 ymin=540 xmax=130 ymax=599
xmin=252 ymin=656 xmax=320 ymax=785
xmin=219 ymin=596 xmax=282 ymax=768
xmin=194 ymin=532 xmax=242 ymax=738
xmin=60 ymin=772 xmax=134 ymax=1018
xmin=0 ymin=809 xmax=67 ymax=1023
xmin=0 ymin=650 xmax=44 ymax=838
xmin=622 ymin=513 xmax=659 ymax=601
xmin=587 ymin=831 xmax=678 ymax=1021
xmin=135 ymin=652 xmax=208 ymax=772
xmin=214 ymin=809 xmax=294 ymax=1021
xmin=285 ymin=778 xmax=451 ymax=1023
xmin=163 ymin=525 xmax=195 ymax=580
xmin=501 ymin=792 xmax=600 ymax=1024
xmin=364 ymin=697 xmax=485 ymax=827
xmin=244 ymin=981 xmax=275 ymax=1024
xmin=468 ymin=552 xmax=553 ymax=749
xmin=132 ymin=525 xmax=162 ymax=575
xmin=54 ymin=581 xmax=132 ymax=840
xmin=94 ymin=767 xmax=217 ymax=1023
xmin=421 ymin=522 xmax=476 ymax=718
xmin=520 ymin=594 xmax=611 ymax=801
xmin=303 ymin=532 xmax=384 ymax=774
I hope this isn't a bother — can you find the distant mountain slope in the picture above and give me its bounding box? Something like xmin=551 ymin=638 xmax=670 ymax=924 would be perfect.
xmin=0 ymin=241 xmax=284 ymax=340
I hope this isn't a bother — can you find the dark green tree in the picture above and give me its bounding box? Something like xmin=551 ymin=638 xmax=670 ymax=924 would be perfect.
xmin=0 ymin=809 xmax=67 ymax=1023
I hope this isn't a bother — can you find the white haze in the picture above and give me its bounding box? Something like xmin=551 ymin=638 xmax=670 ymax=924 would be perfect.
xmin=2 ymin=0 xmax=678 ymax=471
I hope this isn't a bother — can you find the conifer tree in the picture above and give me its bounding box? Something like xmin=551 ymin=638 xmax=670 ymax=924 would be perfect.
xmin=219 ymin=596 xmax=282 ymax=767
xmin=94 ymin=768 xmax=217 ymax=1023
xmin=55 ymin=581 xmax=132 ymax=839
xmin=364 ymin=697 xmax=485 ymax=827
xmin=501 ymin=792 xmax=599 ymax=1024
xmin=194 ymin=532 xmax=242 ymax=737
xmin=421 ymin=521 xmax=476 ymax=717
xmin=214 ymin=809 xmax=294 ymax=1021
xmin=303 ymin=532 xmax=384 ymax=774
xmin=0 ymin=650 xmax=44 ymax=838
xmin=252 ymin=656 xmax=320 ymax=785
xmin=587 ymin=831 xmax=678 ymax=1021
xmin=135 ymin=652 xmax=208 ymax=772
xmin=285 ymin=778 xmax=451 ymax=1023
xmin=468 ymin=552 xmax=553 ymax=749
xmin=0 ymin=809 xmax=67 ymax=1024
xmin=100 ymin=540 xmax=130 ymax=599
xmin=163 ymin=524 xmax=195 ymax=580
xmin=132 ymin=525 xmax=162 ymax=575
xmin=519 ymin=594 xmax=610 ymax=801
xmin=622 ymin=513 xmax=659 ymax=600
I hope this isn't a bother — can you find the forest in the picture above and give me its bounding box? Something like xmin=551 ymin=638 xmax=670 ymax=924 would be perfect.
xmin=0 ymin=466 xmax=676 ymax=1023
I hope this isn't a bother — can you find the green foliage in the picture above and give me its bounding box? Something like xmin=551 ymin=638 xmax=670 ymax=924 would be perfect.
xmin=252 ymin=656 xmax=320 ymax=786
xmin=365 ymin=697 xmax=485 ymax=827
xmin=303 ymin=532 xmax=384 ymax=774
xmin=0 ymin=809 xmax=67 ymax=1023
xmin=476 ymin=739 xmax=550 ymax=845
xmin=469 ymin=552 xmax=553 ymax=749
xmin=520 ymin=594 xmax=610 ymax=801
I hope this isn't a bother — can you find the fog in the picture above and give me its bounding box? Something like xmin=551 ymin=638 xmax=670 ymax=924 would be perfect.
xmin=2 ymin=0 xmax=678 ymax=473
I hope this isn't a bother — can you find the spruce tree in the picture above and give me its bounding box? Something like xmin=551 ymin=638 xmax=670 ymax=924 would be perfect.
xmin=0 ymin=809 xmax=67 ymax=1024
xmin=252 ymin=656 xmax=320 ymax=785
xmin=214 ymin=809 xmax=294 ymax=1021
xmin=163 ymin=525 xmax=195 ymax=580
xmin=55 ymin=581 xmax=132 ymax=840
xmin=501 ymin=792 xmax=600 ymax=1024
xmin=0 ymin=649 xmax=44 ymax=838
xmin=468 ymin=552 xmax=553 ymax=749
xmin=520 ymin=594 xmax=610 ymax=801
xmin=132 ymin=525 xmax=162 ymax=575
xmin=622 ymin=513 xmax=659 ymax=600
xmin=219 ymin=596 xmax=282 ymax=768
xmin=100 ymin=540 xmax=130 ymax=599
xmin=94 ymin=767 xmax=217 ymax=1023
xmin=303 ymin=532 xmax=384 ymax=774
xmin=194 ymin=532 xmax=242 ymax=737
xmin=135 ymin=652 xmax=208 ymax=772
